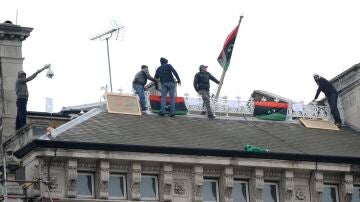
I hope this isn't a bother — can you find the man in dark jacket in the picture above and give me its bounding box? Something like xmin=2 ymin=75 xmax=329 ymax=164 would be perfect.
xmin=15 ymin=65 xmax=50 ymax=130
xmin=193 ymin=65 xmax=219 ymax=119
xmin=154 ymin=57 xmax=181 ymax=117
xmin=312 ymin=73 xmax=342 ymax=126
xmin=133 ymin=65 xmax=157 ymax=112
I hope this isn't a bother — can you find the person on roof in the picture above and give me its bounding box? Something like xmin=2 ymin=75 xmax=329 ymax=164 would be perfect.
xmin=154 ymin=57 xmax=181 ymax=117
xmin=193 ymin=65 xmax=219 ymax=119
xmin=312 ymin=73 xmax=342 ymax=126
xmin=132 ymin=65 xmax=157 ymax=112
xmin=15 ymin=65 xmax=50 ymax=130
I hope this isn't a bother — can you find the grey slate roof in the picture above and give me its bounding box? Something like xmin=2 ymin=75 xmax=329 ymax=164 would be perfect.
xmin=55 ymin=111 xmax=360 ymax=158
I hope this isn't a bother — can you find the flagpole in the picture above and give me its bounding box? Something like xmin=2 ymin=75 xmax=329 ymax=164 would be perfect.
xmin=215 ymin=15 xmax=244 ymax=100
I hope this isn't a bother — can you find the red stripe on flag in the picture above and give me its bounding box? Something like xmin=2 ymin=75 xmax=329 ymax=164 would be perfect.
xmin=254 ymin=101 xmax=288 ymax=109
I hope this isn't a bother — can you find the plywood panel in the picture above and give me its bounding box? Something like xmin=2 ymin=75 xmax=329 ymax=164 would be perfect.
xmin=106 ymin=93 xmax=141 ymax=115
xmin=299 ymin=118 xmax=339 ymax=130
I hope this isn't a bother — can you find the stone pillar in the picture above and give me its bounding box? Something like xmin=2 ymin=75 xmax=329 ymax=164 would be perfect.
xmin=280 ymin=170 xmax=294 ymax=202
xmin=97 ymin=160 xmax=109 ymax=199
xmin=310 ymin=171 xmax=323 ymax=202
xmin=340 ymin=174 xmax=353 ymax=202
xmin=66 ymin=159 xmax=77 ymax=198
xmin=0 ymin=21 xmax=33 ymax=138
xmin=220 ymin=167 xmax=233 ymax=202
xmin=250 ymin=168 xmax=264 ymax=202
xmin=129 ymin=162 xmax=141 ymax=200
xmin=160 ymin=164 xmax=173 ymax=202
xmin=192 ymin=165 xmax=203 ymax=202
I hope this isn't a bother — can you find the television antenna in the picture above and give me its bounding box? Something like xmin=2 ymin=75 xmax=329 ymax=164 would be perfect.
xmin=90 ymin=21 xmax=125 ymax=92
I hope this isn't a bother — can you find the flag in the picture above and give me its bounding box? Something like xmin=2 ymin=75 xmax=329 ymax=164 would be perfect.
xmin=217 ymin=25 xmax=239 ymax=71
xmin=253 ymin=102 xmax=288 ymax=121
xmin=149 ymin=95 xmax=188 ymax=115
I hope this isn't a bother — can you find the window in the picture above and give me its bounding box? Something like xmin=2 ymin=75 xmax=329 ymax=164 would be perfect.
xmin=76 ymin=172 xmax=94 ymax=198
xmin=233 ymin=180 xmax=249 ymax=202
xmin=140 ymin=175 xmax=159 ymax=200
xmin=203 ymin=179 xmax=219 ymax=202
xmin=263 ymin=182 xmax=279 ymax=202
xmin=353 ymin=186 xmax=360 ymax=202
xmin=109 ymin=174 xmax=126 ymax=199
xmin=321 ymin=184 xmax=339 ymax=202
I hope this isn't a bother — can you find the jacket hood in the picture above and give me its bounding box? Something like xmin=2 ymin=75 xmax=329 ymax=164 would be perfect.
xmin=18 ymin=70 xmax=26 ymax=77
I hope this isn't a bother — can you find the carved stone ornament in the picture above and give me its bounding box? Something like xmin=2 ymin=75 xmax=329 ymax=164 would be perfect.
xmin=192 ymin=166 xmax=203 ymax=202
xmin=66 ymin=159 xmax=77 ymax=198
xmin=161 ymin=164 xmax=173 ymax=202
xmin=174 ymin=179 xmax=187 ymax=197
xmin=220 ymin=167 xmax=233 ymax=202
xmin=130 ymin=162 xmax=141 ymax=200
xmin=340 ymin=174 xmax=353 ymax=202
xmin=250 ymin=168 xmax=264 ymax=202
xmin=282 ymin=170 xmax=294 ymax=202
xmin=295 ymin=187 xmax=306 ymax=201
xmin=310 ymin=171 xmax=323 ymax=202
xmin=98 ymin=160 xmax=110 ymax=199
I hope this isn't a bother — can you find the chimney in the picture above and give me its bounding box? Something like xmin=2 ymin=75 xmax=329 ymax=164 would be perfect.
xmin=0 ymin=21 xmax=33 ymax=138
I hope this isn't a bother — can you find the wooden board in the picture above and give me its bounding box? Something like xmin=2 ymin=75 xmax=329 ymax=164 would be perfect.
xmin=105 ymin=93 xmax=141 ymax=115
xmin=299 ymin=118 xmax=339 ymax=131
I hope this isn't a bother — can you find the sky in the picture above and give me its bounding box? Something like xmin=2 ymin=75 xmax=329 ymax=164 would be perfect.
xmin=1 ymin=0 xmax=359 ymax=112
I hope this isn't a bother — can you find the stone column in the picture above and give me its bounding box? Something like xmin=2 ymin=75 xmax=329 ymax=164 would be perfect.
xmin=310 ymin=171 xmax=323 ymax=202
xmin=280 ymin=170 xmax=294 ymax=202
xmin=340 ymin=174 xmax=353 ymax=202
xmin=97 ymin=160 xmax=110 ymax=199
xmin=0 ymin=21 xmax=33 ymax=138
xmin=66 ymin=159 xmax=77 ymax=198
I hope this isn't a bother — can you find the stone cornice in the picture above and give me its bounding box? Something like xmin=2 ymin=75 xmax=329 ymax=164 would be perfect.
xmin=0 ymin=23 xmax=33 ymax=41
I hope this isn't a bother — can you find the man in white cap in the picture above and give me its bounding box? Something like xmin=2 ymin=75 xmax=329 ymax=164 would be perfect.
xmin=312 ymin=73 xmax=342 ymax=127
xmin=15 ymin=65 xmax=50 ymax=130
xmin=193 ymin=65 xmax=219 ymax=119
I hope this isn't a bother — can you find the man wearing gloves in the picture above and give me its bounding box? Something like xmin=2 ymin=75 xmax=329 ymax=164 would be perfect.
xmin=312 ymin=73 xmax=342 ymax=127
xmin=193 ymin=65 xmax=219 ymax=119
xmin=15 ymin=64 xmax=50 ymax=130
xmin=132 ymin=65 xmax=157 ymax=112
xmin=154 ymin=57 xmax=181 ymax=117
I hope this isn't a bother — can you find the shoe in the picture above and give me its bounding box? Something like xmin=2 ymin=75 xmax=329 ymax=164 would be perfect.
xmin=200 ymin=111 xmax=206 ymax=115
xmin=158 ymin=112 xmax=165 ymax=116
xmin=335 ymin=122 xmax=342 ymax=128
xmin=208 ymin=114 xmax=215 ymax=119
xmin=170 ymin=114 xmax=176 ymax=117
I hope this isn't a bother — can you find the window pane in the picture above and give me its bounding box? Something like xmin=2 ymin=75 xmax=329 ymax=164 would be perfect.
xmin=321 ymin=186 xmax=338 ymax=202
xmin=109 ymin=175 xmax=125 ymax=198
xmin=203 ymin=180 xmax=218 ymax=202
xmin=233 ymin=181 xmax=248 ymax=202
xmin=352 ymin=186 xmax=360 ymax=202
xmin=140 ymin=176 xmax=158 ymax=199
xmin=263 ymin=183 xmax=278 ymax=202
xmin=76 ymin=174 xmax=93 ymax=196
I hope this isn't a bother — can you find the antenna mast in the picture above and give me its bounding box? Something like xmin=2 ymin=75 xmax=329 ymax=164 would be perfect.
xmin=91 ymin=22 xmax=124 ymax=92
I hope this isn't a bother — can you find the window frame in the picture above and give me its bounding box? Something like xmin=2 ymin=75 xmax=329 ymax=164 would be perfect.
xmin=353 ymin=185 xmax=360 ymax=202
xmin=140 ymin=175 xmax=159 ymax=200
xmin=203 ymin=178 xmax=220 ymax=202
xmin=233 ymin=180 xmax=249 ymax=202
xmin=108 ymin=173 xmax=127 ymax=200
xmin=263 ymin=181 xmax=279 ymax=202
xmin=76 ymin=172 xmax=95 ymax=198
xmin=322 ymin=184 xmax=339 ymax=202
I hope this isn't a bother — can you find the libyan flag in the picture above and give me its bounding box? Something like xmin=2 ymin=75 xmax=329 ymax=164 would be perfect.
xmin=149 ymin=95 xmax=188 ymax=115
xmin=217 ymin=24 xmax=240 ymax=71
xmin=253 ymin=102 xmax=288 ymax=121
